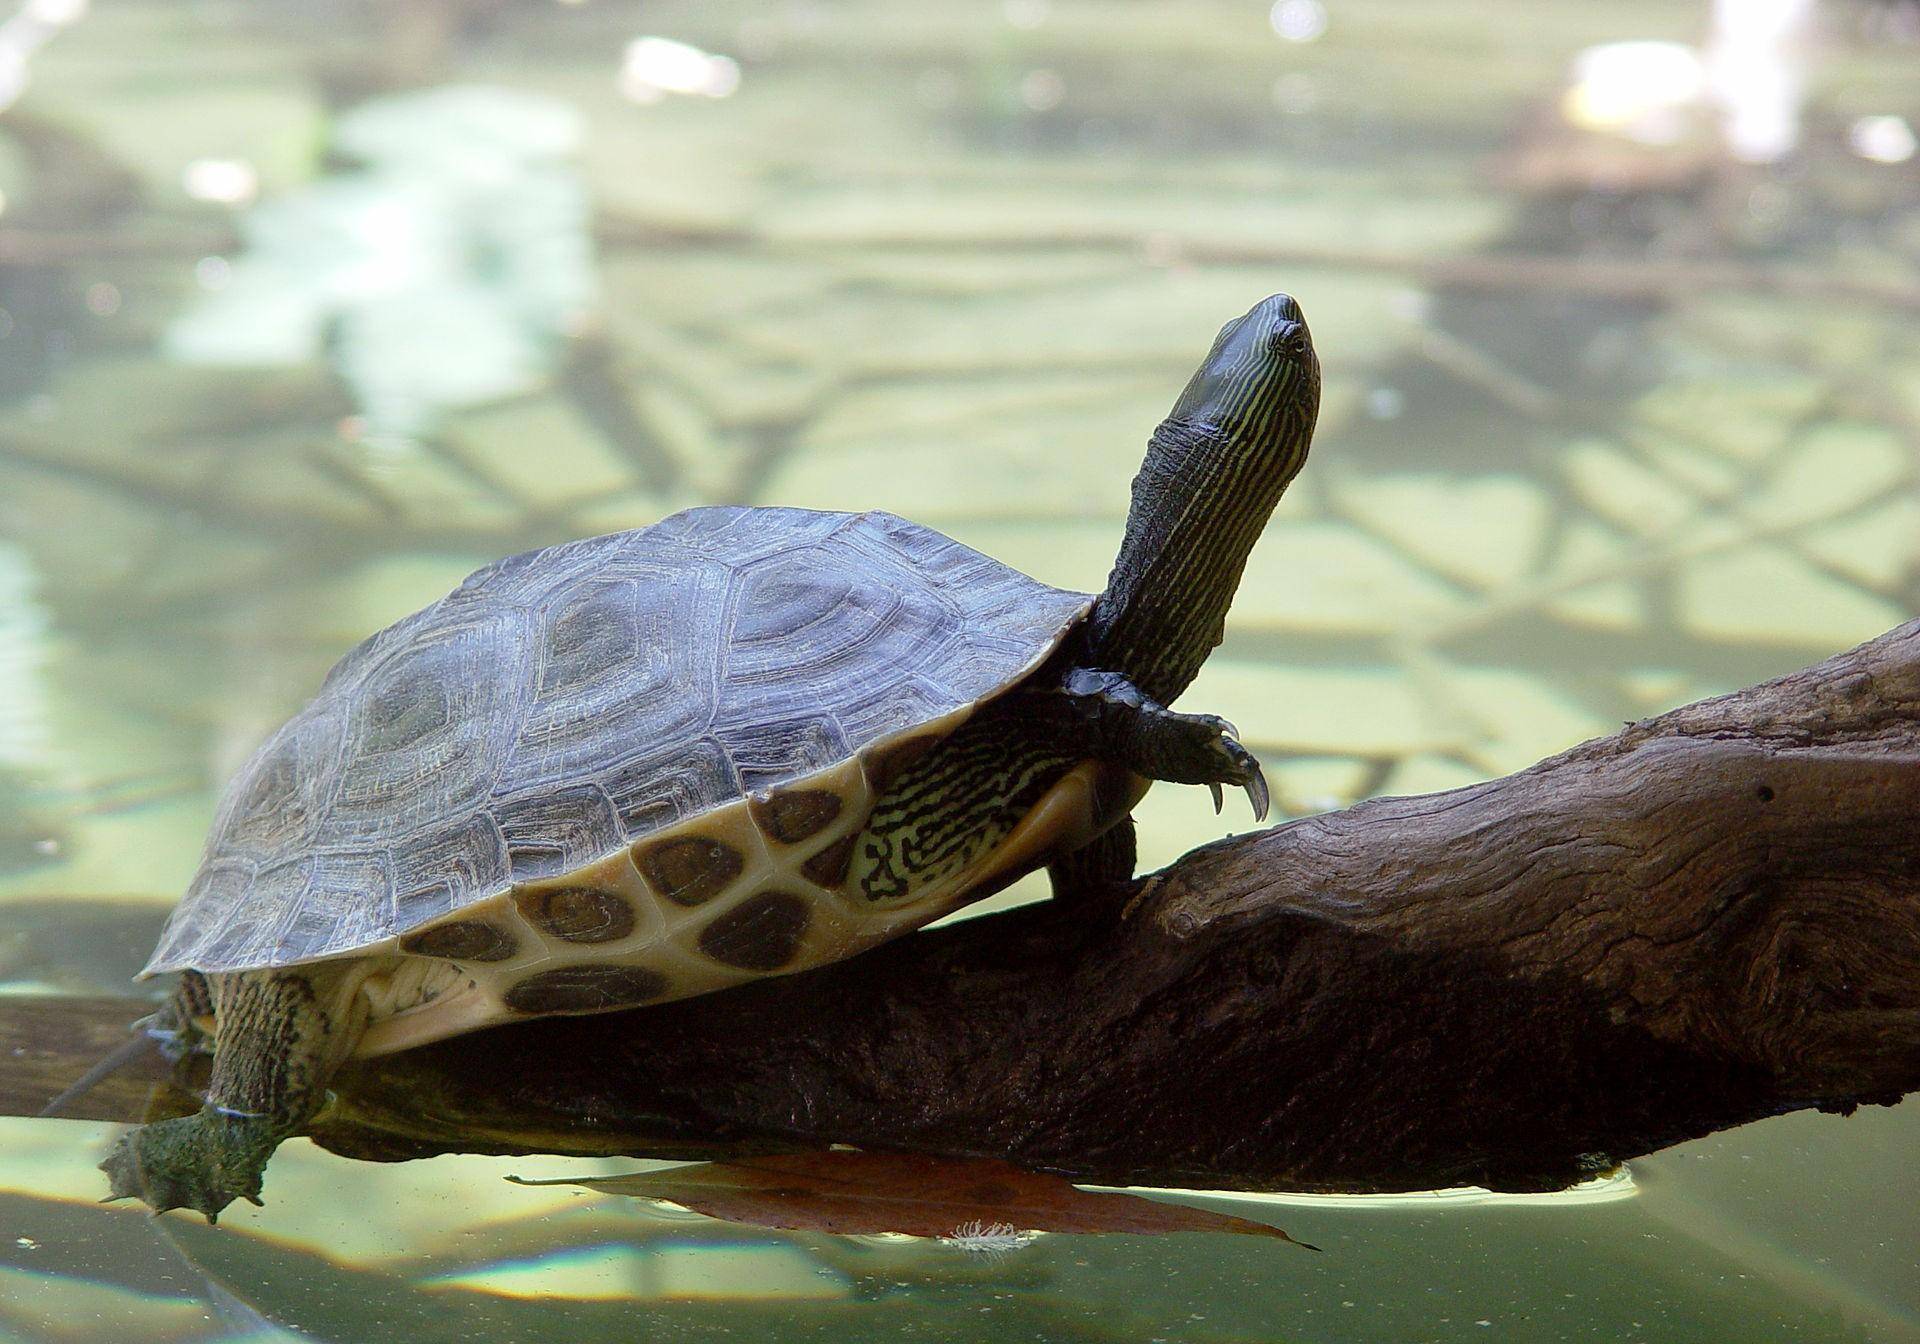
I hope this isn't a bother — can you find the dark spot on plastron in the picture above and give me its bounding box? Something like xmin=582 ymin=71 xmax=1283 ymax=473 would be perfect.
xmin=514 ymin=884 xmax=637 ymax=943
xmin=401 ymin=919 xmax=518 ymax=962
xmin=1756 ymin=784 xmax=1775 ymax=802
xmin=863 ymin=733 xmax=941 ymax=793
xmin=635 ymin=835 xmax=744 ymax=906
xmin=503 ymin=965 xmax=671 ymax=1014
xmin=698 ymin=891 xmax=813 ymax=971
xmin=801 ymin=834 xmax=857 ymax=889
xmin=750 ymin=788 xmax=844 ymax=845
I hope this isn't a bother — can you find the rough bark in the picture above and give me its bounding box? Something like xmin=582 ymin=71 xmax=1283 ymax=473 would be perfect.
xmin=15 ymin=621 xmax=1920 ymax=1194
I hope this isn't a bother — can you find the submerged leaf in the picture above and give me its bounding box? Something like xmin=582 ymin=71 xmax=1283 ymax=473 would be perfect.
xmin=509 ymin=1150 xmax=1314 ymax=1249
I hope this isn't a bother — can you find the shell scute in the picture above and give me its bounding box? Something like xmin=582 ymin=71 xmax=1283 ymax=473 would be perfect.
xmin=387 ymin=812 xmax=509 ymax=931
xmin=715 ymin=715 xmax=851 ymax=797
xmin=402 ymin=919 xmax=519 ymax=962
xmin=167 ymin=859 xmax=260 ymax=968
xmin=503 ymin=964 xmax=673 ymax=1014
xmin=513 ymin=882 xmax=637 ymax=944
xmin=725 ymin=546 xmax=955 ymax=696
xmin=697 ymin=891 xmax=813 ymax=971
xmin=750 ymin=787 xmax=843 ymax=845
xmin=536 ymin=581 xmax=643 ymax=699
xmin=494 ymin=781 xmax=627 ymax=882
xmin=505 ymin=566 xmax=722 ymax=793
xmin=829 ymin=676 xmax=965 ymax=753
xmin=261 ymin=851 xmax=395 ymax=968
xmin=800 ymin=835 xmax=858 ymax=890
xmin=329 ymin=609 xmax=531 ymax=839
xmin=599 ymin=734 xmax=740 ymax=836
xmin=211 ymin=711 xmax=346 ymax=861
xmin=147 ymin=507 xmax=1092 ymax=975
xmin=634 ymin=834 xmax=746 ymax=908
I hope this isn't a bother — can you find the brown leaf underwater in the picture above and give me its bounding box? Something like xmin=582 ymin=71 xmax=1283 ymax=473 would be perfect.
xmin=509 ymin=1149 xmax=1316 ymax=1249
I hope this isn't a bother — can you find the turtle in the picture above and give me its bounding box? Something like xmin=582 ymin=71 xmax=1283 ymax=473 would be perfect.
xmin=102 ymin=292 xmax=1321 ymax=1220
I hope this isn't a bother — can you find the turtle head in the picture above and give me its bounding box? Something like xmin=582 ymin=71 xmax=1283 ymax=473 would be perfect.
xmin=1167 ymin=292 xmax=1319 ymax=448
xmin=1086 ymin=292 xmax=1323 ymax=705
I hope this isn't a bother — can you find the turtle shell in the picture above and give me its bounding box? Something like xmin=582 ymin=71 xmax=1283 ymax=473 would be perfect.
xmin=144 ymin=507 xmax=1092 ymax=977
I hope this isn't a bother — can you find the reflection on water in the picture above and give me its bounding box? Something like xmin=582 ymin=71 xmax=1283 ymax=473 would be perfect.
xmin=0 ymin=0 xmax=1915 ymax=1339
xmin=167 ymin=85 xmax=597 ymax=445
xmin=4 ymin=1115 xmax=1915 ymax=1343
xmin=0 ymin=543 xmax=66 ymax=880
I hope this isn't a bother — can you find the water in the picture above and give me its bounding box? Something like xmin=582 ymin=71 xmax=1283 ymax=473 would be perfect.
xmin=0 ymin=0 xmax=1916 ymax=1338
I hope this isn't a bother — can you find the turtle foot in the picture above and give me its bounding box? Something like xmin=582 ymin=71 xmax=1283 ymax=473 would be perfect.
xmin=1057 ymin=668 xmax=1271 ymax=821
xmin=1141 ymin=709 xmax=1269 ymax=823
xmin=101 ymin=1108 xmax=281 ymax=1222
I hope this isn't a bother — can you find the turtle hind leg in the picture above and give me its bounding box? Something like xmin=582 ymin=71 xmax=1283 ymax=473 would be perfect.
xmin=1047 ymin=815 xmax=1137 ymax=906
xmin=102 ymin=962 xmax=373 ymax=1222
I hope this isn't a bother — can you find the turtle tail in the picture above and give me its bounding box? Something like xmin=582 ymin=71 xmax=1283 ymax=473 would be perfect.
xmin=38 ymin=973 xmax=211 ymax=1119
xmin=37 ymin=1028 xmax=160 ymax=1120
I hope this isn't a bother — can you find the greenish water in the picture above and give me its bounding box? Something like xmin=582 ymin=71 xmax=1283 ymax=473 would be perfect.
xmin=0 ymin=0 xmax=1915 ymax=1339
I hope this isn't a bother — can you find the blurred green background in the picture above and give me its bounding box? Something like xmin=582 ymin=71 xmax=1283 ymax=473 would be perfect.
xmin=0 ymin=1 xmax=1914 ymax=1340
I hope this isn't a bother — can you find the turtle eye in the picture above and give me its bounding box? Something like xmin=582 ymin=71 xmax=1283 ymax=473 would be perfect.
xmin=1267 ymin=322 xmax=1307 ymax=358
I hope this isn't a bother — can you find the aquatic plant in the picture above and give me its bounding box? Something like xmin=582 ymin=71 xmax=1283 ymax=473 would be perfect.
xmin=937 ymin=1220 xmax=1041 ymax=1262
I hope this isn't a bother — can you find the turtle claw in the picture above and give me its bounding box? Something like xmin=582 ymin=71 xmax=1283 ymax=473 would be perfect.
xmin=1213 ymin=731 xmax=1270 ymax=824
xmin=1243 ymin=765 xmax=1271 ymax=824
xmin=101 ymin=1108 xmax=280 ymax=1223
xmin=1150 ymin=713 xmax=1269 ymax=824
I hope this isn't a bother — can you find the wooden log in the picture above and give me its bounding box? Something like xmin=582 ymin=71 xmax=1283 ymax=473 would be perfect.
xmin=0 ymin=996 xmax=177 ymax=1123
xmin=11 ymin=620 xmax=1918 ymax=1194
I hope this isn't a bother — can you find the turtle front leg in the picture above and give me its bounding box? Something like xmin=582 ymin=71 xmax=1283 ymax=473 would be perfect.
xmin=102 ymin=962 xmax=372 ymax=1222
xmin=1057 ymin=667 xmax=1270 ymax=821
